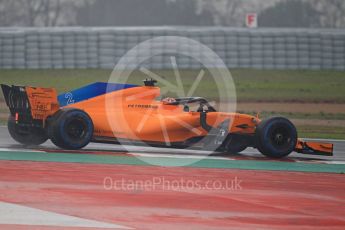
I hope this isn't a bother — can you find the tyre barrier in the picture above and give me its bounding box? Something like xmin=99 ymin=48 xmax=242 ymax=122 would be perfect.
xmin=0 ymin=27 xmax=344 ymax=70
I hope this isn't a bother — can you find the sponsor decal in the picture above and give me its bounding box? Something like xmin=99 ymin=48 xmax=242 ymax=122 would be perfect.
xmin=127 ymin=104 xmax=158 ymax=109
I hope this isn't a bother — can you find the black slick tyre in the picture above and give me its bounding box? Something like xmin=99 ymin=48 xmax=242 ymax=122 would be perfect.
xmin=255 ymin=117 xmax=297 ymax=158
xmin=7 ymin=115 xmax=48 ymax=145
xmin=48 ymin=108 xmax=93 ymax=150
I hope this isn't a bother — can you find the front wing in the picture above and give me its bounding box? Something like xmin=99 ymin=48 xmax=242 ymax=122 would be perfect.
xmin=295 ymin=140 xmax=333 ymax=156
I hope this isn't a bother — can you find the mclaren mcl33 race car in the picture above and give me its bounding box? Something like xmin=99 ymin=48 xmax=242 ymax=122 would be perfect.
xmin=1 ymin=79 xmax=333 ymax=158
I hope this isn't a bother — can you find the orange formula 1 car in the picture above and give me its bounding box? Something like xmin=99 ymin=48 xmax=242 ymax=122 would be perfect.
xmin=1 ymin=79 xmax=333 ymax=158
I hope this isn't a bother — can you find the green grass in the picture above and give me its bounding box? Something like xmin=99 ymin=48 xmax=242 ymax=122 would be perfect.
xmin=0 ymin=69 xmax=111 ymax=96
xmin=231 ymin=69 xmax=345 ymax=103
xmin=0 ymin=69 xmax=344 ymax=102
xmin=298 ymin=125 xmax=345 ymax=139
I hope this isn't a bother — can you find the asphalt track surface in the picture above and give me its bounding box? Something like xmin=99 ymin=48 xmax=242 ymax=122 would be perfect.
xmin=0 ymin=126 xmax=345 ymax=230
xmin=0 ymin=126 xmax=344 ymax=162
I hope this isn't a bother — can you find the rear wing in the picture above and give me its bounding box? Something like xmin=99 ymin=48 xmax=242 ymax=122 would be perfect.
xmin=1 ymin=84 xmax=59 ymax=124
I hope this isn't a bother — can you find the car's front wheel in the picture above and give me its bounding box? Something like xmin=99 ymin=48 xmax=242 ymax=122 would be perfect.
xmin=255 ymin=117 xmax=297 ymax=158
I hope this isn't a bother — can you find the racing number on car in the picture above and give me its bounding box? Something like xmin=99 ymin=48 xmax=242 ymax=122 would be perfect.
xmin=65 ymin=92 xmax=75 ymax=105
xmin=36 ymin=104 xmax=48 ymax=111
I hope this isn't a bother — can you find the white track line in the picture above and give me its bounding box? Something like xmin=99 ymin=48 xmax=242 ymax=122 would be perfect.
xmin=132 ymin=152 xmax=234 ymax=161
xmin=320 ymin=161 xmax=345 ymax=165
xmin=0 ymin=201 xmax=132 ymax=229
xmin=0 ymin=148 xmax=44 ymax=153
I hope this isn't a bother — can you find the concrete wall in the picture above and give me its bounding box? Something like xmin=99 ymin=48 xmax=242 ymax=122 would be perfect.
xmin=0 ymin=27 xmax=344 ymax=70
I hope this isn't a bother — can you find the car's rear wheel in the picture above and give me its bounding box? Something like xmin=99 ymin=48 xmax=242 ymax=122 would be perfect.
xmin=255 ymin=117 xmax=297 ymax=158
xmin=48 ymin=108 xmax=93 ymax=150
xmin=7 ymin=115 xmax=48 ymax=145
